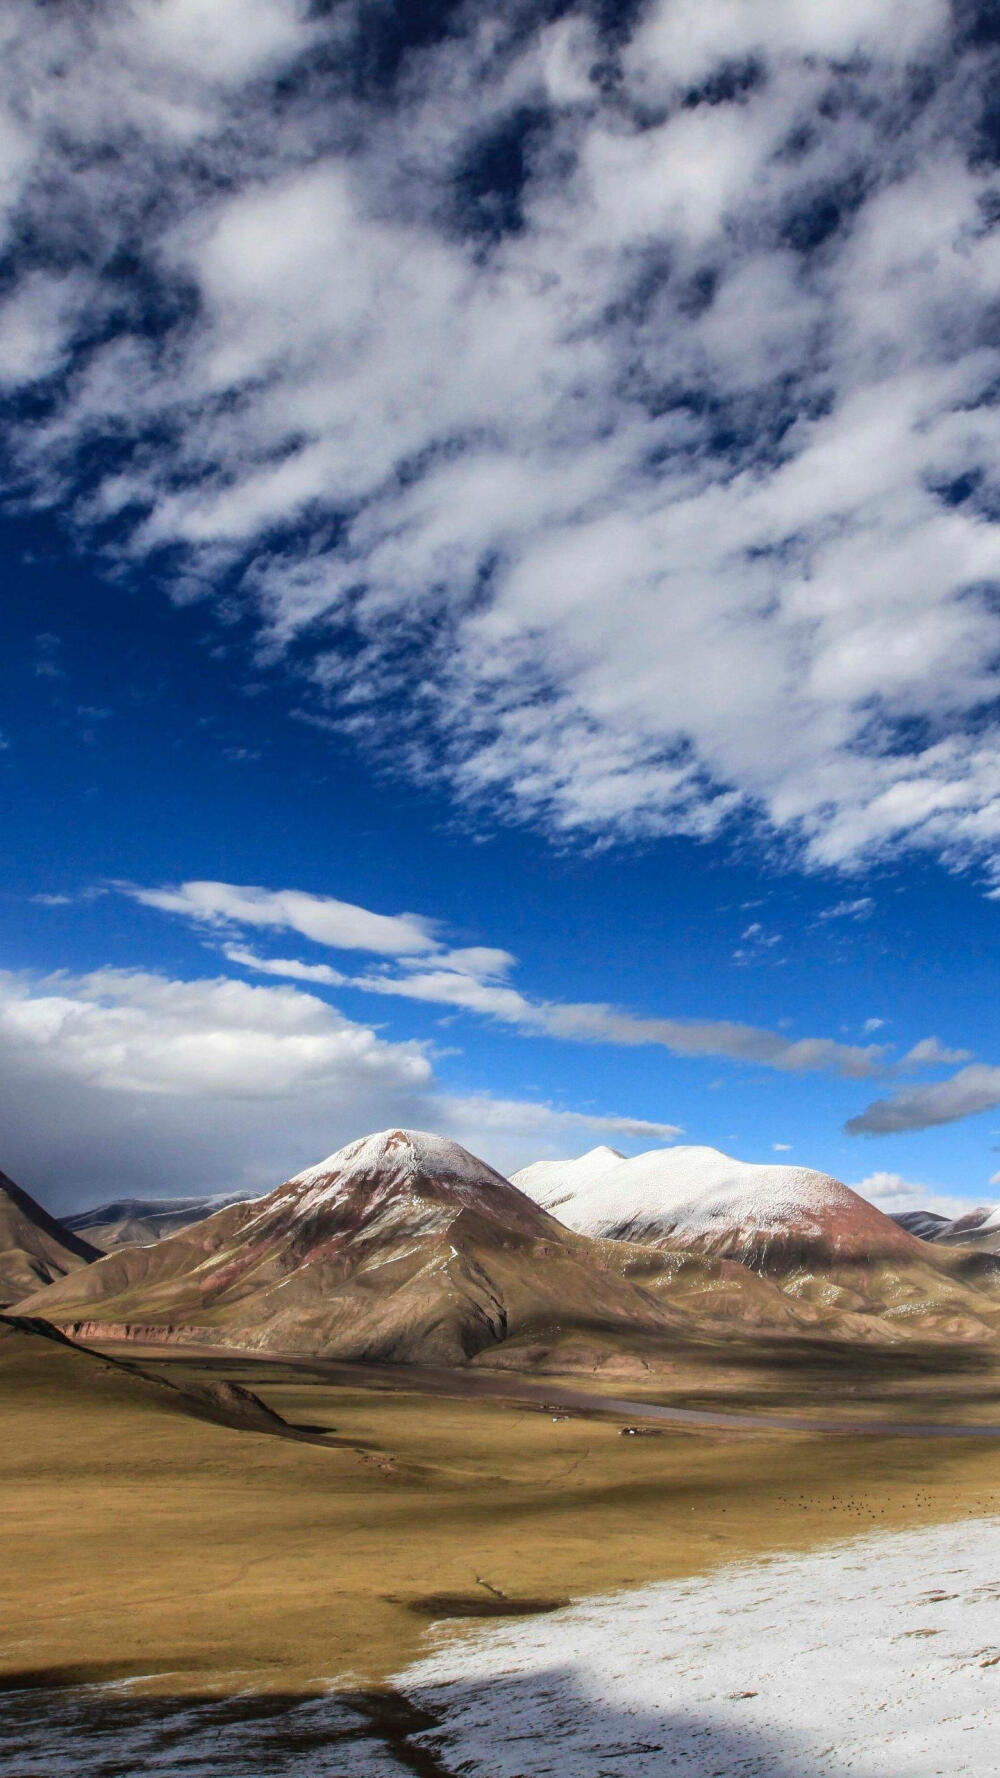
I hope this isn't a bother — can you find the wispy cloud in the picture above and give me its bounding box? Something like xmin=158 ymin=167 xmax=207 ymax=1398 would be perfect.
xmin=816 ymin=898 xmax=875 ymax=924
xmin=123 ymin=879 xmax=439 ymax=958
xmin=120 ymin=873 xmax=889 ymax=1078
xmin=116 ymin=874 xmax=985 ymax=1084
xmin=2 ymin=2 xmax=1000 ymax=878
xmin=846 ymin=1065 xmax=1000 ymax=1136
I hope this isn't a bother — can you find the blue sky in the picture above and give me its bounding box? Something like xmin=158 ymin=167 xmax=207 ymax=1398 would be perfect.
xmin=2 ymin=0 xmax=1000 ymax=1213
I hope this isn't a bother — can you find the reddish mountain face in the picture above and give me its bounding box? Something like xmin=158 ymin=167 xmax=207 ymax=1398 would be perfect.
xmin=0 ymin=1170 xmax=101 ymax=1306
xmin=15 ymin=1130 xmax=690 ymax=1364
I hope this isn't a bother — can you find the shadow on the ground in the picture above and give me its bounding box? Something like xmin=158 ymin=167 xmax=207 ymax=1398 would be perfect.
xmin=0 ymin=1666 xmax=855 ymax=1777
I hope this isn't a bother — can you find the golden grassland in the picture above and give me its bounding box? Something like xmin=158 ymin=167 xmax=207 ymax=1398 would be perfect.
xmin=4 ymin=1327 xmax=1000 ymax=1697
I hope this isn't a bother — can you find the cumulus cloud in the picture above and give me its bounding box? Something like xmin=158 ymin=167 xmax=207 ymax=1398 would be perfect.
xmin=2 ymin=1 xmax=1000 ymax=880
xmin=846 ymin=1065 xmax=1000 ymax=1136
xmin=851 ymin=1169 xmax=978 ymax=1220
xmin=0 ymin=964 xmax=679 ymax=1206
xmin=898 ymin=1036 xmax=974 ymax=1068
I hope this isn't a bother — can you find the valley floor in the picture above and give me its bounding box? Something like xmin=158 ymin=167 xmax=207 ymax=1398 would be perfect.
xmin=5 ymin=1337 xmax=1000 ymax=1772
xmin=4 ymin=1516 xmax=1000 ymax=1776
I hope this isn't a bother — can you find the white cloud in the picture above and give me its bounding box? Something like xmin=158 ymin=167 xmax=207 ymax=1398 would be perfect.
xmin=112 ymin=880 xmax=895 ymax=1080
xmin=898 ymin=1036 xmax=974 ymax=1068
xmin=0 ymin=964 xmax=675 ymax=1207
xmin=816 ymin=898 xmax=875 ymax=923
xmin=119 ymin=882 xmax=993 ymax=1105
xmin=436 ymin=1095 xmax=682 ymax=1164
xmin=1 ymin=3 xmax=1000 ymax=882
xmin=207 ymin=934 xmax=890 ymax=1079
xmin=0 ymin=273 xmax=85 ymax=385
xmin=772 ymin=1142 xmax=792 ymax=1151
xmin=124 ymin=879 xmax=439 ymax=957
xmin=851 ymin=1170 xmax=978 ymax=1221
xmin=846 ymin=1065 xmax=1000 ymax=1136
xmin=221 ymin=945 xmax=346 ymax=986
xmin=0 ymin=966 xmax=430 ymax=1100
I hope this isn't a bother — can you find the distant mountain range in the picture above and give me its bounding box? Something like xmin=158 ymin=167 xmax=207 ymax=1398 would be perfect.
xmin=64 ymin=1193 xmax=257 ymax=1250
xmin=890 ymin=1205 xmax=1000 ymax=1252
xmin=10 ymin=1131 xmax=1000 ymax=1365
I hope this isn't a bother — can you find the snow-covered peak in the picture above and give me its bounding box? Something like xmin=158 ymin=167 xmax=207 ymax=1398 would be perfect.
xmin=511 ymin=1145 xmax=627 ymax=1207
xmin=288 ymin=1128 xmax=502 ymax=1191
xmin=515 ymin=1142 xmax=913 ymax=1263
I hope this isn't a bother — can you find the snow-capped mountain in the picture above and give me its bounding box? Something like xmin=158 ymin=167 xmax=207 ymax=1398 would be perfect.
xmin=511 ymin=1147 xmax=625 ymax=1212
xmin=513 ymin=1144 xmax=933 ymax=1268
xmin=15 ymin=1129 xmax=688 ymax=1364
xmin=20 ymin=1130 xmax=1000 ymax=1361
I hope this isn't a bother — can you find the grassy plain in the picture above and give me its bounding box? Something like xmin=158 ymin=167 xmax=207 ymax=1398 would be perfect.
xmin=4 ymin=1328 xmax=1000 ymax=1697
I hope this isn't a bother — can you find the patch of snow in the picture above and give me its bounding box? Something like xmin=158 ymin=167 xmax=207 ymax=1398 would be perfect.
xmin=397 ymin=1515 xmax=1000 ymax=1777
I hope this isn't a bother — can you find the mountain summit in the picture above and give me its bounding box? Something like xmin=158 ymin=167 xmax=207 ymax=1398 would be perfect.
xmin=15 ymin=1129 xmax=683 ymax=1364
xmin=514 ymin=1144 xmax=939 ymax=1269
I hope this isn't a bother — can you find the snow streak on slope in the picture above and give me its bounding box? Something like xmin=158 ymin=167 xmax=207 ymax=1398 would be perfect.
xmin=397 ymin=1516 xmax=1000 ymax=1778
xmin=514 ymin=1144 xmax=922 ymax=1265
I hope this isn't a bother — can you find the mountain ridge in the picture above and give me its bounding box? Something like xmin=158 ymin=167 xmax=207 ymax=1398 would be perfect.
xmin=0 ymin=1170 xmax=102 ymax=1307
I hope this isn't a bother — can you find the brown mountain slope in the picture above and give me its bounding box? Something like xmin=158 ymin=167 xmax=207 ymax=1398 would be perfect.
xmin=516 ymin=1145 xmax=1000 ymax=1344
xmin=18 ymin=1130 xmax=717 ymax=1364
xmin=0 ymin=1314 xmax=300 ymax=1439
xmin=0 ymin=1170 xmax=101 ymax=1306
xmin=19 ymin=1129 xmax=1000 ymax=1364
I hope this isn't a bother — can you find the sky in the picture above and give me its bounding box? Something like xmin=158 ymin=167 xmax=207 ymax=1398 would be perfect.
xmin=2 ymin=0 xmax=1000 ymax=1216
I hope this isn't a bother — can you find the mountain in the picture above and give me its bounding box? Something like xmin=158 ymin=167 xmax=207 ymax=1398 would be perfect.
xmin=931 ymin=1206 xmax=1000 ymax=1252
xmin=512 ymin=1144 xmax=926 ymax=1268
xmin=0 ymin=1313 xmax=302 ymax=1440
xmin=0 ymin=1170 xmax=101 ymax=1307
xmin=20 ymin=1128 xmax=1000 ymax=1364
xmin=514 ymin=1143 xmax=1000 ymax=1341
xmin=511 ymin=1147 xmax=626 ymax=1212
xmin=888 ymin=1205 xmax=1000 ymax=1252
xmin=65 ymin=1193 xmax=256 ymax=1249
xmin=889 ymin=1210 xmax=952 ymax=1241
xmin=15 ymin=1129 xmax=711 ymax=1365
